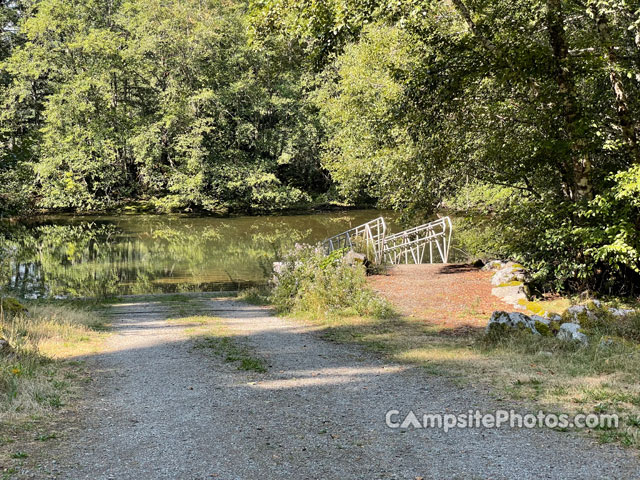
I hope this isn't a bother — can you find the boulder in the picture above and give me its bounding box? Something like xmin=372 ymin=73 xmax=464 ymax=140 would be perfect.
xmin=562 ymin=304 xmax=598 ymax=325
xmin=530 ymin=315 xmax=553 ymax=336
xmin=491 ymin=264 xmax=527 ymax=286
xmin=486 ymin=311 xmax=540 ymax=335
xmin=0 ymin=297 xmax=27 ymax=316
xmin=343 ymin=249 xmax=367 ymax=266
xmin=482 ymin=260 xmax=506 ymax=271
xmin=343 ymin=249 xmax=373 ymax=273
xmin=491 ymin=283 xmax=529 ymax=305
xmin=557 ymin=322 xmax=588 ymax=345
xmin=609 ymin=307 xmax=636 ymax=318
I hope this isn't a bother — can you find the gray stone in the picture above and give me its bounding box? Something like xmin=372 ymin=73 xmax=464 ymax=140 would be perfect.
xmin=491 ymin=284 xmax=529 ymax=305
xmin=487 ymin=311 xmax=539 ymax=335
xmin=609 ymin=307 xmax=636 ymax=318
xmin=557 ymin=322 xmax=588 ymax=345
xmin=482 ymin=260 xmax=506 ymax=271
xmin=343 ymin=249 xmax=367 ymax=266
xmin=530 ymin=315 xmax=550 ymax=325
xmin=564 ymin=305 xmax=597 ymax=325
xmin=548 ymin=313 xmax=562 ymax=322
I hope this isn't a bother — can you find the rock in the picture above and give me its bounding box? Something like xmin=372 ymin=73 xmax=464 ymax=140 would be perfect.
xmin=530 ymin=315 xmax=553 ymax=336
xmin=563 ymin=304 xmax=597 ymax=325
xmin=0 ymin=297 xmax=27 ymax=316
xmin=491 ymin=283 xmax=530 ymax=305
xmin=486 ymin=311 xmax=540 ymax=335
xmin=343 ymin=249 xmax=367 ymax=266
xmin=482 ymin=260 xmax=506 ymax=271
xmin=491 ymin=264 xmax=527 ymax=286
xmin=609 ymin=307 xmax=636 ymax=318
xmin=557 ymin=322 xmax=588 ymax=345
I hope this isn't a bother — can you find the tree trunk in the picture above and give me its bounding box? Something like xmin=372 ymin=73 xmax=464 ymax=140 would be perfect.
xmin=546 ymin=0 xmax=592 ymax=200
xmin=450 ymin=0 xmax=498 ymax=54
xmin=593 ymin=6 xmax=640 ymax=163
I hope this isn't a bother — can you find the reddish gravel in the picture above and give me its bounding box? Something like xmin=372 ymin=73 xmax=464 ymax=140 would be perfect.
xmin=368 ymin=264 xmax=512 ymax=331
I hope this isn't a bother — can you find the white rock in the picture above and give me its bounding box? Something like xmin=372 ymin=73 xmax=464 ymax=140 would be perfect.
xmin=564 ymin=305 xmax=597 ymax=325
xmin=491 ymin=284 xmax=529 ymax=306
xmin=487 ymin=311 xmax=539 ymax=335
xmin=557 ymin=322 xmax=588 ymax=345
xmin=530 ymin=315 xmax=550 ymax=326
xmin=609 ymin=308 xmax=635 ymax=318
xmin=491 ymin=265 xmax=524 ymax=286
xmin=482 ymin=260 xmax=506 ymax=271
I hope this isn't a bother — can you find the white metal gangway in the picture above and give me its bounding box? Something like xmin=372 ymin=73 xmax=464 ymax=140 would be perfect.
xmin=382 ymin=216 xmax=452 ymax=264
xmin=322 ymin=217 xmax=387 ymax=264
xmin=322 ymin=216 xmax=452 ymax=265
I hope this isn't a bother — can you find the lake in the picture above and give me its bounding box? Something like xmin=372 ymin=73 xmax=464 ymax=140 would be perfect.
xmin=0 ymin=210 xmax=400 ymax=298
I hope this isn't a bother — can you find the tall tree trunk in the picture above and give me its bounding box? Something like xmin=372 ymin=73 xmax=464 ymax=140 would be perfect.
xmin=546 ymin=0 xmax=592 ymax=200
xmin=449 ymin=0 xmax=497 ymax=54
xmin=593 ymin=5 xmax=640 ymax=163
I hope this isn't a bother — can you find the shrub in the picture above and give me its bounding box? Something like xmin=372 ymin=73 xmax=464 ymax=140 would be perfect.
xmin=271 ymin=244 xmax=393 ymax=319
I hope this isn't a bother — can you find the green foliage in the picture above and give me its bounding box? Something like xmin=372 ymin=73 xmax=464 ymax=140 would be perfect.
xmin=303 ymin=0 xmax=640 ymax=293
xmin=271 ymin=243 xmax=392 ymax=319
xmin=1 ymin=0 xmax=325 ymax=214
xmin=0 ymin=297 xmax=27 ymax=317
xmin=2 ymin=0 xmax=640 ymax=293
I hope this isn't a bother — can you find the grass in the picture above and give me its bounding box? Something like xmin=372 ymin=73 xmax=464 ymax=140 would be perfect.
xmin=237 ymin=286 xmax=270 ymax=306
xmin=1 ymin=304 xmax=109 ymax=422
xmin=0 ymin=301 xmax=110 ymax=470
xmin=169 ymin=315 xmax=267 ymax=373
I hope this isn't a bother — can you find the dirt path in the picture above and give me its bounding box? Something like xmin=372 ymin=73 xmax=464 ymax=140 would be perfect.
xmin=369 ymin=264 xmax=513 ymax=330
xmin=31 ymin=294 xmax=639 ymax=479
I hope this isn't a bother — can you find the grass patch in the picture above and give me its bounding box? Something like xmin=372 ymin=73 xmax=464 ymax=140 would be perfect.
xmin=171 ymin=315 xmax=267 ymax=373
xmin=237 ymin=286 xmax=271 ymax=306
xmin=1 ymin=303 xmax=109 ymax=423
xmin=0 ymin=300 xmax=109 ymax=469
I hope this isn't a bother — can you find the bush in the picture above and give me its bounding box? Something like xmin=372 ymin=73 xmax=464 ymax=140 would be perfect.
xmin=271 ymin=244 xmax=393 ymax=319
xmin=447 ymin=178 xmax=640 ymax=295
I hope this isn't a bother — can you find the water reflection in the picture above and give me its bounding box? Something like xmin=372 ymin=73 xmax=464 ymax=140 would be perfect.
xmin=0 ymin=211 xmax=397 ymax=298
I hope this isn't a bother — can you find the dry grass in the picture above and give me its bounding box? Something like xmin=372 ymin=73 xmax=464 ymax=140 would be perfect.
xmin=0 ymin=304 xmax=109 ymax=424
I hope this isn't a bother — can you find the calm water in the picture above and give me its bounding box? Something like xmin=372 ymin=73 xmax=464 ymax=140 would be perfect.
xmin=0 ymin=210 xmax=399 ymax=298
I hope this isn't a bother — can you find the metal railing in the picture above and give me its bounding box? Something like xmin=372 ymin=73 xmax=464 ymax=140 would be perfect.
xmin=382 ymin=217 xmax=452 ymax=264
xmin=322 ymin=217 xmax=387 ymax=263
xmin=321 ymin=216 xmax=452 ymax=265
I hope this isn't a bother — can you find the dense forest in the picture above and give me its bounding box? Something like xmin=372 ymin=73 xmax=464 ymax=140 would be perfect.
xmin=1 ymin=0 xmax=640 ymax=293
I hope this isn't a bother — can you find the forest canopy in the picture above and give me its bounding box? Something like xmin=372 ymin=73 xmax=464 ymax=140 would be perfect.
xmin=2 ymin=0 xmax=640 ymax=293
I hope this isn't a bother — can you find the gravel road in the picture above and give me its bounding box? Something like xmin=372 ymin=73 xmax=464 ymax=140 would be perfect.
xmin=34 ymin=294 xmax=639 ymax=479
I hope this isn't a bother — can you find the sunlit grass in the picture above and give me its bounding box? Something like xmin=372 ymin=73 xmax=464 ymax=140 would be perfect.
xmin=0 ymin=304 xmax=109 ymax=424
